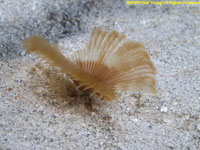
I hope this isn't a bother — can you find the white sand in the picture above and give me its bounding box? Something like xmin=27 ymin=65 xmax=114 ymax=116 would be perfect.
xmin=0 ymin=0 xmax=200 ymax=149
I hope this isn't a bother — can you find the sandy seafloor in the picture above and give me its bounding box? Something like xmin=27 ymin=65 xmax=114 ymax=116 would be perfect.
xmin=0 ymin=0 xmax=200 ymax=149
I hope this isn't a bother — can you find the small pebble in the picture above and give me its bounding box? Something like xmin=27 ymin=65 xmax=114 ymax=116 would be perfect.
xmin=172 ymin=101 xmax=177 ymax=106
xmin=196 ymin=120 xmax=200 ymax=131
xmin=160 ymin=106 xmax=168 ymax=113
xmin=132 ymin=118 xmax=139 ymax=122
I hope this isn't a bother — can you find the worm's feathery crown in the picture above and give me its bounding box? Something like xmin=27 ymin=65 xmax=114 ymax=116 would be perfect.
xmin=22 ymin=27 xmax=157 ymax=101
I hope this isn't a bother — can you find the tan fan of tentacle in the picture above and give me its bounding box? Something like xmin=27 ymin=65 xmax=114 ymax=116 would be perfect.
xmin=70 ymin=27 xmax=157 ymax=95
xmin=23 ymin=27 xmax=157 ymax=102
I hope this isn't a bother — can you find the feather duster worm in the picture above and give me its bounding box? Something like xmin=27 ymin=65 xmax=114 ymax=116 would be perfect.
xmin=22 ymin=27 xmax=157 ymax=101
